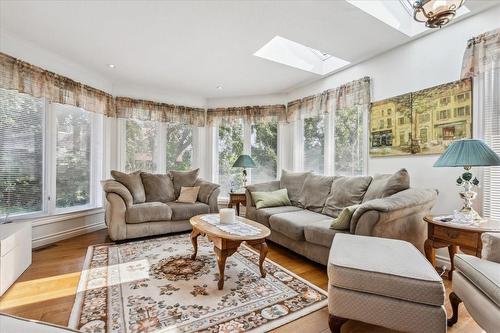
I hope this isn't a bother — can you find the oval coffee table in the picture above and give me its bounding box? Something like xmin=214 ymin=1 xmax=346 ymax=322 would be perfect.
xmin=190 ymin=213 xmax=271 ymax=290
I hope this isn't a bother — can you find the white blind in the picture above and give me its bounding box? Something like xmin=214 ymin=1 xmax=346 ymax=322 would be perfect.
xmin=0 ymin=88 xmax=44 ymax=217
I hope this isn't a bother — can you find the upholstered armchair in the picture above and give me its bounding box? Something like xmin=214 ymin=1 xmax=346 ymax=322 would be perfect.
xmin=448 ymin=232 xmax=500 ymax=331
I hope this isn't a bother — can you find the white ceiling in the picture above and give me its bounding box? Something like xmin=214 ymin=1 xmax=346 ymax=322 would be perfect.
xmin=0 ymin=0 xmax=498 ymax=100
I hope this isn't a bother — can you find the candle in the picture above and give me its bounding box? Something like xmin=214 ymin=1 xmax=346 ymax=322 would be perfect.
xmin=220 ymin=208 xmax=235 ymax=224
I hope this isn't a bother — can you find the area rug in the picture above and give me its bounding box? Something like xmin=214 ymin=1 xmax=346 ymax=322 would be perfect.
xmin=69 ymin=233 xmax=327 ymax=333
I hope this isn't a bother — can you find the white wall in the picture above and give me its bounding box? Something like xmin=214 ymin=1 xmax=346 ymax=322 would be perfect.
xmin=285 ymin=6 xmax=500 ymax=215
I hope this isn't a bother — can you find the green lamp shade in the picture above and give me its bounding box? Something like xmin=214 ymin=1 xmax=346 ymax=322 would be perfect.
xmin=232 ymin=154 xmax=257 ymax=168
xmin=434 ymin=139 xmax=500 ymax=167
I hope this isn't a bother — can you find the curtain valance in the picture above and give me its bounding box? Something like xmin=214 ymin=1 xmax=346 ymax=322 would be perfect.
xmin=206 ymin=104 xmax=287 ymax=126
xmin=286 ymin=77 xmax=371 ymax=122
xmin=461 ymin=28 xmax=500 ymax=78
xmin=0 ymin=52 xmax=116 ymax=116
xmin=115 ymin=97 xmax=206 ymax=127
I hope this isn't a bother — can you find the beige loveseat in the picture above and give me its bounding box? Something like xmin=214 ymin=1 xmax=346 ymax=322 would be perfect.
xmin=246 ymin=169 xmax=437 ymax=265
xmin=102 ymin=169 xmax=220 ymax=241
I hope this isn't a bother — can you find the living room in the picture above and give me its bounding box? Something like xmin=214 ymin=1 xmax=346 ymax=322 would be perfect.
xmin=0 ymin=1 xmax=499 ymax=332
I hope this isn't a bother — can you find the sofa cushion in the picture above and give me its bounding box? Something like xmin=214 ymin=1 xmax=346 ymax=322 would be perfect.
xmin=330 ymin=204 xmax=360 ymax=230
xmin=177 ymin=186 xmax=200 ymax=203
xmin=140 ymin=172 xmax=175 ymax=203
xmin=251 ymin=188 xmax=291 ymax=209
xmin=328 ymin=234 xmax=444 ymax=307
xmin=322 ymin=176 xmax=372 ymax=217
xmin=126 ymin=202 xmax=172 ymax=224
xmin=455 ymin=254 xmax=500 ymax=307
xmin=111 ymin=170 xmax=146 ymax=204
xmin=165 ymin=201 xmax=209 ymax=221
xmin=363 ymin=169 xmax=410 ymax=202
xmin=304 ymin=219 xmax=347 ymax=247
xmin=269 ymin=210 xmax=328 ymax=241
xmin=481 ymin=232 xmax=500 ymax=263
xmin=170 ymin=168 xmax=200 ymax=197
xmin=298 ymin=174 xmax=333 ymax=212
xmin=252 ymin=206 xmax=303 ymax=227
xmin=279 ymin=170 xmax=311 ymax=206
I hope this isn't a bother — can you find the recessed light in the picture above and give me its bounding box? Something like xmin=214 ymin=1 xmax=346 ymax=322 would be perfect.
xmin=216 ymin=85 xmax=223 ymax=90
xmin=107 ymin=64 xmax=116 ymax=68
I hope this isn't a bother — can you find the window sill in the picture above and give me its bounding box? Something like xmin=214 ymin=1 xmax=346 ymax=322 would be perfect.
xmin=26 ymin=207 xmax=105 ymax=227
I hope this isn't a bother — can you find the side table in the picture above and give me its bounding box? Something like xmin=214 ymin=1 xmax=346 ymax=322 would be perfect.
xmin=423 ymin=215 xmax=500 ymax=280
xmin=228 ymin=192 xmax=246 ymax=216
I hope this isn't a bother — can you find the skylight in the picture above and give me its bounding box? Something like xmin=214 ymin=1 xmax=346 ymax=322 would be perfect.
xmin=254 ymin=36 xmax=350 ymax=75
xmin=346 ymin=0 xmax=470 ymax=37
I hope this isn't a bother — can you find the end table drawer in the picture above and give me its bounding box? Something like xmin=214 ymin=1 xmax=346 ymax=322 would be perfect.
xmin=433 ymin=225 xmax=479 ymax=247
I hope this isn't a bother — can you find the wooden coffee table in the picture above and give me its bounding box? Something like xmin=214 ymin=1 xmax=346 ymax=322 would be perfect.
xmin=190 ymin=214 xmax=271 ymax=290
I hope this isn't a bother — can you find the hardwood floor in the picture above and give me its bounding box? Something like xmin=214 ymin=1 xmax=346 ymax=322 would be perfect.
xmin=0 ymin=229 xmax=484 ymax=333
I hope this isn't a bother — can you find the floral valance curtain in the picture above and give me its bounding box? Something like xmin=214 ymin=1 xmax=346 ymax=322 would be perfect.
xmin=286 ymin=77 xmax=371 ymax=121
xmin=206 ymin=104 xmax=287 ymax=126
xmin=0 ymin=52 xmax=116 ymax=116
xmin=461 ymin=28 xmax=500 ymax=78
xmin=115 ymin=97 xmax=206 ymax=127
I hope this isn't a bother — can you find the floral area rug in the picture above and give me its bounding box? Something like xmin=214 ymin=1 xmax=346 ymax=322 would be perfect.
xmin=68 ymin=233 xmax=327 ymax=333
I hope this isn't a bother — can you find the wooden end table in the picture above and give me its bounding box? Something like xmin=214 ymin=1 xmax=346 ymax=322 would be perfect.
xmin=189 ymin=214 xmax=271 ymax=290
xmin=228 ymin=192 xmax=246 ymax=216
xmin=424 ymin=215 xmax=500 ymax=280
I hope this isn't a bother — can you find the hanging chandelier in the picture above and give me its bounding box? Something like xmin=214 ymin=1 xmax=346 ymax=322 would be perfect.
xmin=412 ymin=0 xmax=465 ymax=28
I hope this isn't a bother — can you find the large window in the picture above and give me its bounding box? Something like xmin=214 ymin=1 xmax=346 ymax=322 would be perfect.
xmin=218 ymin=122 xmax=244 ymax=195
xmin=125 ymin=119 xmax=159 ymax=173
xmin=334 ymin=107 xmax=365 ymax=176
xmin=0 ymin=89 xmax=44 ymax=217
xmin=166 ymin=123 xmax=193 ymax=171
xmin=303 ymin=117 xmax=325 ymax=174
xmin=251 ymin=121 xmax=278 ymax=184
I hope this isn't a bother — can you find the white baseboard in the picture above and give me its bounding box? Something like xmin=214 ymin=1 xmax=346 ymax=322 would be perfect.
xmin=436 ymin=254 xmax=451 ymax=270
xmin=32 ymin=221 xmax=106 ymax=249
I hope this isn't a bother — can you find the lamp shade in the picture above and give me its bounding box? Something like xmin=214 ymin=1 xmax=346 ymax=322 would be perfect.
xmin=232 ymin=155 xmax=257 ymax=168
xmin=433 ymin=139 xmax=500 ymax=167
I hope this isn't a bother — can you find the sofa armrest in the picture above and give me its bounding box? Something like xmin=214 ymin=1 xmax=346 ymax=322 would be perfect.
xmin=104 ymin=192 xmax=127 ymax=241
xmin=245 ymin=180 xmax=281 ymax=207
xmin=207 ymin=187 xmax=220 ymax=213
xmin=482 ymin=232 xmax=500 ymax=263
xmin=351 ymin=188 xmax=438 ymax=252
xmin=195 ymin=178 xmax=221 ymax=205
xmin=101 ymin=179 xmax=133 ymax=207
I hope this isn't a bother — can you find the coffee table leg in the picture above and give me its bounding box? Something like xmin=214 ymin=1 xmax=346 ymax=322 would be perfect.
xmin=214 ymin=247 xmax=227 ymax=290
xmin=190 ymin=229 xmax=200 ymax=260
xmin=258 ymin=241 xmax=268 ymax=278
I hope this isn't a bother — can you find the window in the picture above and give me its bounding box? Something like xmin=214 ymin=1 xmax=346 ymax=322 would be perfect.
xmin=125 ymin=119 xmax=159 ymax=173
xmin=379 ymin=119 xmax=384 ymax=129
xmin=303 ymin=117 xmax=325 ymax=174
xmin=387 ymin=118 xmax=392 ymax=128
xmin=420 ymin=128 xmax=428 ymax=143
xmin=0 ymin=89 xmax=44 ymax=217
xmin=218 ymin=122 xmax=244 ymax=195
xmin=335 ymin=107 xmax=365 ymax=176
xmin=55 ymin=104 xmax=91 ymax=208
xmin=440 ymin=97 xmax=451 ymax=106
xmin=166 ymin=123 xmax=192 ymax=171
xmin=456 ymin=92 xmax=469 ymax=103
xmin=419 ymin=113 xmax=430 ymax=123
xmin=251 ymin=121 xmax=278 ymax=184
xmin=438 ymin=110 xmax=450 ymax=120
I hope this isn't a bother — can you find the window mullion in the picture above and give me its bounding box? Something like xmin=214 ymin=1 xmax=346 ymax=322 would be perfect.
xmin=243 ymin=121 xmax=252 ymax=183
xmin=46 ymin=102 xmax=57 ymax=215
xmin=156 ymin=122 xmax=167 ymax=173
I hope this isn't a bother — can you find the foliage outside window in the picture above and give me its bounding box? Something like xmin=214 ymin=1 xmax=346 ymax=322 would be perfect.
xmin=55 ymin=105 xmax=91 ymax=208
xmin=251 ymin=121 xmax=278 ymax=184
xmin=335 ymin=107 xmax=365 ymax=176
xmin=0 ymin=89 xmax=44 ymax=217
xmin=303 ymin=117 xmax=325 ymax=174
xmin=218 ymin=122 xmax=243 ymax=195
xmin=166 ymin=123 xmax=192 ymax=171
xmin=125 ymin=119 xmax=158 ymax=173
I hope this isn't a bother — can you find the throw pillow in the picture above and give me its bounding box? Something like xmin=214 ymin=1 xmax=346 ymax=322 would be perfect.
xmin=322 ymin=176 xmax=372 ymax=218
xmin=298 ymin=174 xmax=334 ymax=212
xmin=111 ymin=170 xmax=146 ymax=204
xmin=279 ymin=169 xmax=311 ymax=206
xmin=251 ymin=189 xmax=292 ymax=209
xmin=170 ymin=168 xmax=200 ymax=197
xmin=140 ymin=172 xmax=176 ymax=203
xmin=363 ymin=168 xmax=410 ymax=202
xmin=177 ymin=186 xmax=200 ymax=203
xmin=330 ymin=205 xmax=360 ymax=230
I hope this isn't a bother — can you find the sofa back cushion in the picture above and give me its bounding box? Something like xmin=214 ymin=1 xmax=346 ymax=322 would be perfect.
xmin=298 ymin=174 xmax=334 ymax=212
xmin=111 ymin=170 xmax=145 ymax=204
xmin=140 ymin=172 xmax=176 ymax=203
xmin=280 ymin=169 xmax=311 ymax=206
xmin=170 ymin=168 xmax=200 ymax=197
xmin=362 ymin=168 xmax=410 ymax=202
xmin=322 ymin=175 xmax=372 ymax=218
xmin=251 ymin=188 xmax=291 ymax=209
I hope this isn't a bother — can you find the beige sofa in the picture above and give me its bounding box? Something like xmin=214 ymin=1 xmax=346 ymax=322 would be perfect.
xmin=102 ymin=169 xmax=220 ymax=241
xmin=246 ymin=169 xmax=437 ymax=265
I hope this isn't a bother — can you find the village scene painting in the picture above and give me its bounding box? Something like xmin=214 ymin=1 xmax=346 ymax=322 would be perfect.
xmin=369 ymin=78 xmax=472 ymax=157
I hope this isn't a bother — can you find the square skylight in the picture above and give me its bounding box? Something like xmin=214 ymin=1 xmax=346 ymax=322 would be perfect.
xmin=254 ymin=36 xmax=350 ymax=75
xmin=346 ymin=0 xmax=470 ymax=37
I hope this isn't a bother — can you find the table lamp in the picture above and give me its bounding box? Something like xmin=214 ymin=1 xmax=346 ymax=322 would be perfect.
xmin=232 ymin=155 xmax=256 ymax=187
xmin=434 ymin=139 xmax=500 ymax=221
